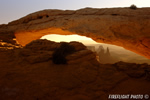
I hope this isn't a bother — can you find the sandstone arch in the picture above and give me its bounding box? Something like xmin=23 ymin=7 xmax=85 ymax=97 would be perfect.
xmin=0 ymin=7 xmax=150 ymax=59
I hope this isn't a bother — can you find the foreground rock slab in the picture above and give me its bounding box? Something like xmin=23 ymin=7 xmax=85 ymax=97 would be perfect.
xmin=0 ymin=40 xmax=150 ymax=100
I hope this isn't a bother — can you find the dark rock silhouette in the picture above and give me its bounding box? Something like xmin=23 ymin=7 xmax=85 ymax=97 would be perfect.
xmin=106 ymin=47 xmax=110 ymax=56
xmin=52 ymin=42 xmax=76 ymax=64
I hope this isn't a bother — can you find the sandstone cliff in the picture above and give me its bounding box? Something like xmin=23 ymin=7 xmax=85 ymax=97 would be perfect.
xmin=0 ymin=7 xmax=150 ymax=59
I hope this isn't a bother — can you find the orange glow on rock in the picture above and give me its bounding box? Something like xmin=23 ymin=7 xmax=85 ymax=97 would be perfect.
xmin=14 ymin=28 xmax=74 ymax=46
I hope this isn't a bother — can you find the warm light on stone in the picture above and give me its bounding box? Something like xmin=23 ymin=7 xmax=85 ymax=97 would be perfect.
xmin=1 ymin=7 xmax=150 ymax=59
xmin=14 ymin=28 xmax=74 ymax=46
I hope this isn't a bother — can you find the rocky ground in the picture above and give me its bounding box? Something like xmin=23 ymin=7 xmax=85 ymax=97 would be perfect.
xmin=0 ymin=39 xmax=150 ymax=100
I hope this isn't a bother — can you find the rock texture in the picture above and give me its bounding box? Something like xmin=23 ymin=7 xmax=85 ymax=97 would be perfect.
xmin=21 ymin=39 xmax=98 ymax=64
xmin=0 ymin=7 xmax=150 ymax=59
xmin=0 ymin=39 xmax=150 ymax=100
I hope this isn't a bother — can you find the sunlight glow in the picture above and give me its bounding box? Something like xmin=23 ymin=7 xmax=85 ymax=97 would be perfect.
xmin=41 ymin=34 xmax=150 ymax=64
xmin=41 ymin=34 xmax=99 ymax=44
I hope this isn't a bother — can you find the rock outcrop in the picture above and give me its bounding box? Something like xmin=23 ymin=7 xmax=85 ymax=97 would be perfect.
xmin=0 ymin=7 xmax=150 ymax=59
xmin=97 ymin=46 xmax=118 ymax=64
xmin=12 ymin=39 xmax=99 ymax=65
xmin=0 ymin=39 xmax=150 ymax=100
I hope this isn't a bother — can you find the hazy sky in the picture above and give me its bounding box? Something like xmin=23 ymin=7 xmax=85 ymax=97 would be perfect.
xmin=0 ymin=0 xmax=150 ymax=24
xmin=41 ymin=34 xmax=99 ymax=44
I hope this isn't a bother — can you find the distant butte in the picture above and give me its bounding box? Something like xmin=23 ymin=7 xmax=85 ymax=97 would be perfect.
xmin=0 ymin=7 xmax=150 ymax=58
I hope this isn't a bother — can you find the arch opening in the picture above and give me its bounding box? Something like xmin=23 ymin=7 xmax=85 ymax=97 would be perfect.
xmin=41 ymin=34 xmax=150 ymax=64
xmin=1 ymin=7 xmax=149 ymax=61
xmin=14 ymin=27 xmax=150 ymax=61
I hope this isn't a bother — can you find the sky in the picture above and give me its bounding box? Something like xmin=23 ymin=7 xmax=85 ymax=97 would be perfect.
xmin=0 ymin=0 xmax=150 ymax=24
xmin=41 ymin=34 xmax=99 ymax=44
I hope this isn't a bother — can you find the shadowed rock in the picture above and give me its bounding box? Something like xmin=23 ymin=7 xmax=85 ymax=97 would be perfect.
xmin=0 ymin=39 xmax=150 ymax=100
xmin=20 ymin=39 xmax=97 ymax=64
xmin=52 ymin=42 xmax=76 ymax=64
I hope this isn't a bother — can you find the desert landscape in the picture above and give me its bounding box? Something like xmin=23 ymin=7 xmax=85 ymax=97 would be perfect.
xmin=42 ymin=34 xmax=150 ymax=64
xmin=0 ymin=6 xmax=150 ymax=100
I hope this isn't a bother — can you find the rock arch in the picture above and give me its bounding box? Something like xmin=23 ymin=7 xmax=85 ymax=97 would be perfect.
xmin=0 ymin=7 xmax=150 ymax=59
